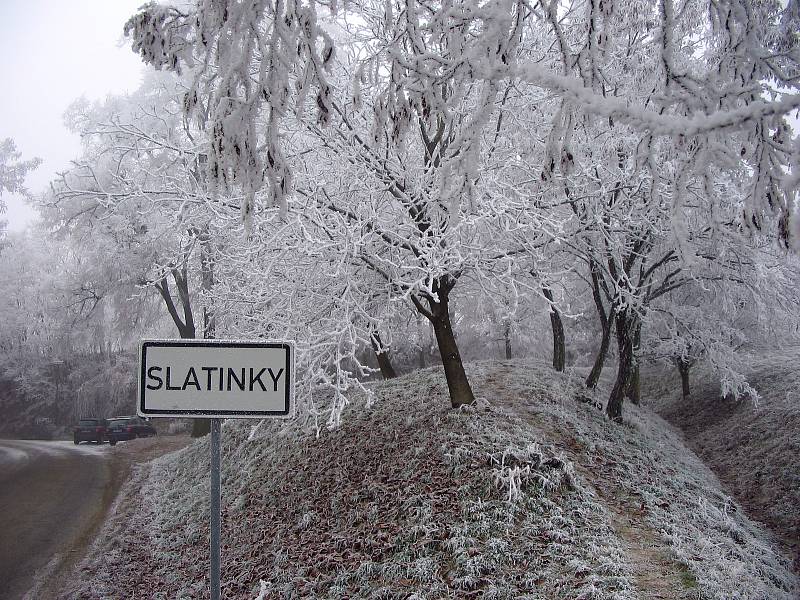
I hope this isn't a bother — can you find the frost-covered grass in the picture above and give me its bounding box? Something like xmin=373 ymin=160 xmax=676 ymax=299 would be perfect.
xmin=65 ymin=361 xmax=797 ymax=599
xmin=472 ymin=362 xmax=797 ymax=600
xmin=643 ymin=347 xmax=800 ymax=573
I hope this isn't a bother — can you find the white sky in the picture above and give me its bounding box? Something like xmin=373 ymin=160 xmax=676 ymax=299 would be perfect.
xmin=0 ymin=0 xmax=145 ymax=232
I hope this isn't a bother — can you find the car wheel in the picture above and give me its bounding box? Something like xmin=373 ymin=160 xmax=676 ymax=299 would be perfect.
xmin=110 ymin=439 xmax=117 ymax=446
xmin=73 ymin=438 xmax=79 ymax=445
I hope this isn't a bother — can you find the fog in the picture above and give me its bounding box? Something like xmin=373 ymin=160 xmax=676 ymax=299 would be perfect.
xmin=0 ymin=0 xmax=143 ymax=231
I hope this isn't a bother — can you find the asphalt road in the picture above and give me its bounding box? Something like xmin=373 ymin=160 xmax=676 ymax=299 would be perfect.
xmin=0 ymin=440 xmax=111 ymax=600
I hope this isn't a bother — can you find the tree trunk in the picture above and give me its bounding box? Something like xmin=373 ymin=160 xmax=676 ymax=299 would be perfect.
xmin=413 ymin=279 xmax=474 ymax=408
xmin=154 ymin=267 xmax=196 ymax=339
xmin=503 ymin=318 xmax=512 ymax=360
xmin=585 ymin=263 xmax=612 ymax=389
xmin=606 ymin=311 xmax=634 ymax=424
xmin=627 ymin=324 xmax=641 ymax=405
xmin=173 ymin=265 xmax=196 ymax=339
xmin=586 ymin=319 xmax=612 ymax=389
xmin=431 ymin=309 xmax=474 ymax=407
xmin=417 ymin=319 xmax=427 ymax=369
xmin=370 ymin=330 xmax=398 ymax=379
xmin=677 ymin=359 xmax=691 ymax=400
xmin=628 ymin=365 xmax=641 ymax=406
xmin=542 ymin=285 xmax=565 ymax=372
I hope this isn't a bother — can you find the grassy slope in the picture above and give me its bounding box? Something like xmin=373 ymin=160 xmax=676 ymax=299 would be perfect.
xmin=643 ymin=347 xmax=800 ymax=572
xmin=64 ymin=361 xmax=797 ymax=599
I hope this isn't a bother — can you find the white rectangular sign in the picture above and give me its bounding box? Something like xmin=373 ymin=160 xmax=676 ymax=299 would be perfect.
xmin=138 ymin=339 xmax=293 ymax=418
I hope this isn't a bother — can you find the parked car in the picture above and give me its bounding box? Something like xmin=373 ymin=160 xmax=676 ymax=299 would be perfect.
xmin=73 ymin=418 xmax=109 ymax=444
xmin=106 ymin=416 xmax=157 ymax=445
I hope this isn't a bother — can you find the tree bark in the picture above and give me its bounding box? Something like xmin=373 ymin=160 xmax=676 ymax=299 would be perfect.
xmin=627 ymin=324 xmax=641 ymax=405
xmin=542 ymin=285 xmax=565 ymax=372
xmin=412 ymin=278 xmax=474 ymax=408
xmin=586 ymin=263 xmax=612 ymax=389
xmin=173 ymin=265 xmax=196 ymax=339
xmin=606 ymin=311 xmax=634 ymax=424
xmin=154 ymin=269 xmax=196 ymax=339
xmin=677 ymin=358 xmax=691 ymax=400
xmin=370 ymin=330 xmax=398 ymax=379
xmin=628 ymin=364 xmax=641 ymax=406
xmin=417 ymin=319 xmax=427 ymax=369
xmin=586 ymin=320 xmax=612 ymax=389
xmin=503 ymin=318 xmax=513 ymax=360
xmin=431 ymin=308 xmax=474 ymax=407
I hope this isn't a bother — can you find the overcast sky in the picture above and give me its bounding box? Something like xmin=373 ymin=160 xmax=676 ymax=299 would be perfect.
xmin=0 ymin=0 xmax=145 ymax=232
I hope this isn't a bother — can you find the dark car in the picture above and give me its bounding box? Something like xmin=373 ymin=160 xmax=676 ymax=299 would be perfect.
xmin=73 ymin=418 xmax=109 ymax=444
xmin=106 ymin=416 xmax=157 ymax=445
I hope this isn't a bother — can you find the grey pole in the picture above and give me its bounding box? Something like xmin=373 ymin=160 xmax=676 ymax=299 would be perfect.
xmin=210 ymin=418 xmax=221 ymax=600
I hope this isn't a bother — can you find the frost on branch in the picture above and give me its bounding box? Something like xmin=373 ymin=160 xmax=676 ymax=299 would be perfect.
xmin=0 ymin=138 xmax=40 ymax=199
xmin=123 ymin=3 xmax=194 ymax=74
xmin=124 ymin=0 xmax=335 ymax=229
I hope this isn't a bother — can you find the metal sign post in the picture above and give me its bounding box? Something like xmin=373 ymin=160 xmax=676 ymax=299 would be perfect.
xmin=138 ymin=339 xmax=294 ymax=599
xmin=210 ymin=418 xmax=221 ymax=600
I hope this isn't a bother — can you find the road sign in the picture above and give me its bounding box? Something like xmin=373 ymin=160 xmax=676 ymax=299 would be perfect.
xmin=138 ymin=339 xmax=293 ymax=418
xmin=138 ymin=338 xmax=295 ymax=600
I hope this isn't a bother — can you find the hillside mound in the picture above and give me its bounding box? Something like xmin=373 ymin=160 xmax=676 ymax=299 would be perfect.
xmin=644 ymin=348 xmax=800 ymax=571
xmin=64 ymin=362 xmax=797 ymax=599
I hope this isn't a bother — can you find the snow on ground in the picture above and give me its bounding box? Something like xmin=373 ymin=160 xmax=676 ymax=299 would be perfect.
xmin=0 ymin=443 xmax=29 ymax=466
xmin=51 ymin=440 xmax=110 ymax=456
xmin=63 ymin=361 xmax=797 ymax=599
xmin=643 ymin=347 xmax=800 ymax=572
xmin=0 ymin=439 xmax=107 ymax=471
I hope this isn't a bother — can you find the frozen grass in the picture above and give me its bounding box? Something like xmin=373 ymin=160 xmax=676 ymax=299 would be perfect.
xmin=472 ymin=362 xmax=797 ymax=600
xmin=643 ymin=347 xmax=800 ymax=572
xmin=64 ymin=361 xmax=797 ymax=599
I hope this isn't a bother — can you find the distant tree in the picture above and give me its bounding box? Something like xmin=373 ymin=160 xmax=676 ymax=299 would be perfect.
xmin=645 ymin=243 xmax=800 ymax=403
xmin=0 ymin=138 xmax=40 ymax=240
xmin=43 ymin=75 xmax=228 ymax=436
xmin=0 ymin=138 xmax=40 ymax=197
xmin=0 ymin=229 xmax=134 ymax=433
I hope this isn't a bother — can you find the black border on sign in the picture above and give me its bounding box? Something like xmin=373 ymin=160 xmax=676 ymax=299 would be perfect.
xmin=138 ymin=339 xmax=293 ymax=418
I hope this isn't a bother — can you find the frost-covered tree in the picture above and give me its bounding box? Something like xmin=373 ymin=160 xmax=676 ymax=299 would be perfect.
xmin=125 ymin=0 xmax=539 ymax=409
xmin=44 ymin=74 xmax=220 ymax=339
xmin=504 ymin=0 xmax=800 ymax=421
xmin=42 ymin=74 xmax=233 ymax=435
xmin=122 ymin=0 xmax=799 ymax=421
xmin=645 ymin=243 xmax=800 ymax=402
xmin=0 ymin=227 xmax=147 ymax=434
xmin=0 ymin=138 xmax=40 ymax=240
xmin=0 ymin=138 xmax=40 ymax=198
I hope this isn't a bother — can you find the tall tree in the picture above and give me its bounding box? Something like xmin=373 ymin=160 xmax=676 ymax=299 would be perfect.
xmin=123 ymin=0 xmax=799 ymax=423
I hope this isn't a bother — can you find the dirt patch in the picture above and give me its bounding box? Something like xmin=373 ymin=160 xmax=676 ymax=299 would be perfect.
xmin=29 ymin=435 xmax=193 ymax=600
